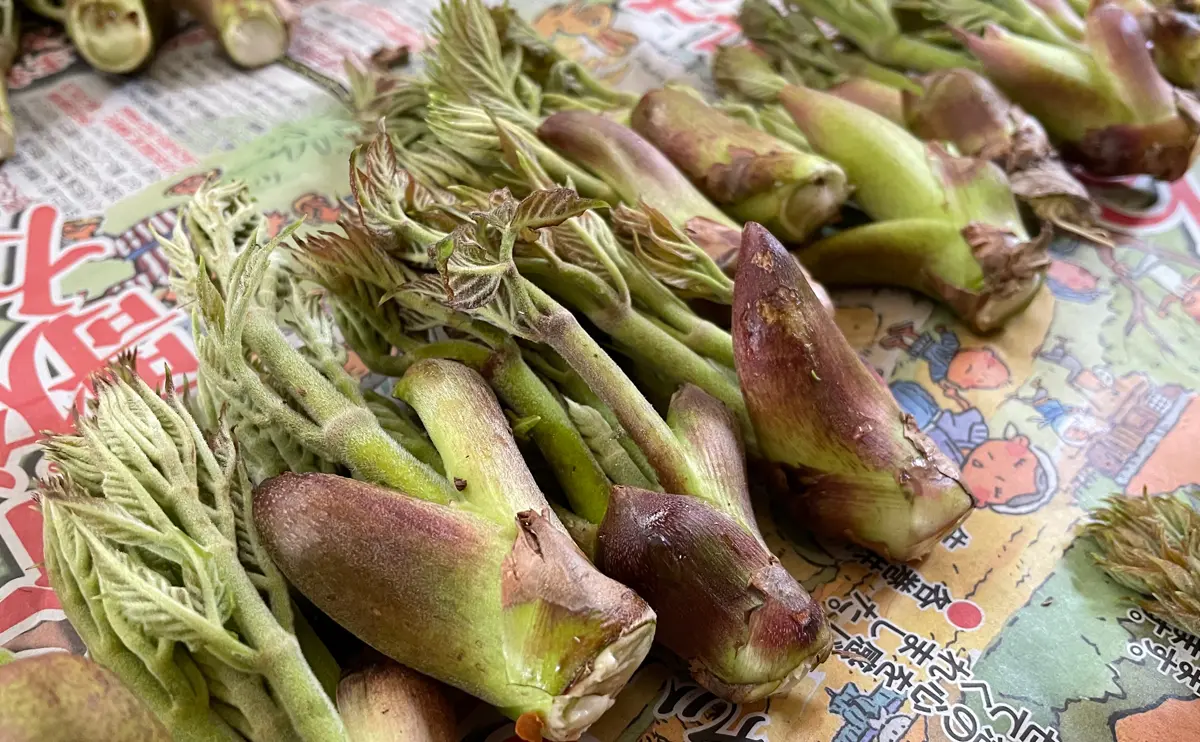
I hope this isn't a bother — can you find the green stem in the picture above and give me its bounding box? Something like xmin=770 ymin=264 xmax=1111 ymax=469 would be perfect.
xmin=393 ymin=358 xmax=548 ymax=526
xmin=607 ymin=309 xmax=749 ymax=440
xmin=538 ymin=356 xmax=661 ymax=489
xmin=880 ymin=34 xmax=980 ymax=72
xmin=519 ymin=259 xmax=748 ymax=438
xmin=527 ymin=282 xmax=694 ymax=494
xmin=242 ymin=309 xmax=455 ymax=504
xmin=196 ymin=654 xmax=302 ymax=742
xmin=484 ymin=345 xmax=613 ymax=523
xmin=620 ymin=262 xmax=736 ymax=368
xmin=402 ymin=339 xmax=494 ymax=368
xmin=525 ymin=269 xmax=753 ymax=450
xmin=362 ymin=391 xmax=445 ymax=474
xmin=292 ymin=609 xmax=340 ymax=700
xmin=382 ymin=337 xmax=614 ymax=525
xmin=653 ymin=299 xmax=736 ymax=369
xmin=174 ymin=503 xmax=349 ymax=742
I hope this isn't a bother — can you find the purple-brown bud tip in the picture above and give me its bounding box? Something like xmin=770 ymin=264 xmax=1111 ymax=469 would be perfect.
xmin=905 ymin=69 xmax=1015 ymax=159
xmin=734 ymin=224 xmax=975 ymax=562
xmin=597 ymin=486 xmax=830 ymax=701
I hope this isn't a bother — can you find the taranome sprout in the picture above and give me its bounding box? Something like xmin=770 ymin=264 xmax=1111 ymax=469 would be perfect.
xmin=628 ymin=87 xmax=850 ymax=244
xmin=958 ymin=1 xmax=1200 ymax=180
xmin=777 ymin=80 xmax=1050 ymax=332
xmin=733 ymin=224 xmax=977 ymax=561
xmin=159 ymin=179 xmax=656 ymax=741
xmin=39 ymin=356 xmax=348 ymax=742
xmin=67 ymin=0 xmax=174 ymax=73
xmin=1085 ymin=491 xmax=1200 ymax=636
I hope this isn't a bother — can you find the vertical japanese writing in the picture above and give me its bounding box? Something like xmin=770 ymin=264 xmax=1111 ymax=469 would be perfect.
xmin=0 ymin=203 xmax=197 ymax=643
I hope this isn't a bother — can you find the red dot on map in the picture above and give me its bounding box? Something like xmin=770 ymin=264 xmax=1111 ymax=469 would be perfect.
xmin=946 ymin=600 xmax=984 ymax=630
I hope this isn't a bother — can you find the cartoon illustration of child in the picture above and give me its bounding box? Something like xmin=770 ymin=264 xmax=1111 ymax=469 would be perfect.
xmin=890 ymin=380 xmax=989 ymax=467
xmin=1156 ymin=275 xmax=1200 ymax=322
xmin=881 ymin=322 xmax=1010 ymax=408
xmin=1037 ymin=336 xmax=1115 ymax=394
xmin=826 ymin=681 xmax=910 ymax=742
xmin=1010 ymin=378 xmax=1109 ymax=446
xmin=892 ymin=380 xmax=1056 ymax=513
xmin=1045 ymin=258 xmax=1103 ymax=303
xmin=959 ymin=426 xmax=1056 ymax=512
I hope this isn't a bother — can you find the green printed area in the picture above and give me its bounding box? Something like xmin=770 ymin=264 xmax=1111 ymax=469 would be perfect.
xmin=970 ymin=540 xmax=1194 ymax=741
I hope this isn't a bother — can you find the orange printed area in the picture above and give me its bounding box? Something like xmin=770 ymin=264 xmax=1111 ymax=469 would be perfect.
xmin=1115 ymin=698 xmax=1200 ymax=742
xmin=1123 ymin=395 xmax=1200 ymax=495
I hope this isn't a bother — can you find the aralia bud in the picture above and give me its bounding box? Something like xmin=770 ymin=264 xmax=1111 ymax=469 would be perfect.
xmin=961 ymin=13 xmax=1200 ymax=179
xmin=596 ymin=486 xmax=831 ymax=701
xmin=536 ymin=110 xmax=737 ymax=230
xmin=733 ymin=223 xmax=976 ymax=561
xmin=630 ymin=88 xmax=849 ymax=242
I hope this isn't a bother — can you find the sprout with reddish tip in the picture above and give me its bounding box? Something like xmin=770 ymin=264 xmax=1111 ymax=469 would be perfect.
xmin=780 ymin=84 xmax=1050 ymax=332
xmin=733 ymin=223 xmax=977 ymax=561
xmin=959 ymin=5 xmax=1200 ymax=180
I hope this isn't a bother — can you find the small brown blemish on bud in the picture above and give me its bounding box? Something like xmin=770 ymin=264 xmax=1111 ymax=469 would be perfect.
xmin=755 ymin=298 xmax=783 ymax=325
xmin=454 ymin=477 xmax=467 ymax=491
xmin=750 ymin=248 xmax=774 ymax=271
